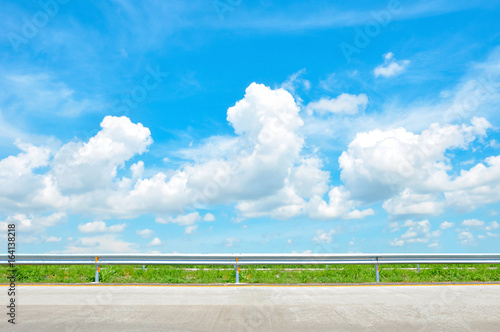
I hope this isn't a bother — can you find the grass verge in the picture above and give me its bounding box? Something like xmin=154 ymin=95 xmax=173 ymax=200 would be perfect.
xmin=1 ymin=264 xmax=498 ymax=284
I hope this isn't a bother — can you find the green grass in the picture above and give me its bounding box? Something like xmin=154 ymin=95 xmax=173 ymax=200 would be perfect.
xmin=1 ymin=264 xmax=498 ymax=284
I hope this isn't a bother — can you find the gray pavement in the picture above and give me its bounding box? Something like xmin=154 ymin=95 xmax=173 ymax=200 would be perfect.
xmin=1 ymin=284 xmax=499 ymax=331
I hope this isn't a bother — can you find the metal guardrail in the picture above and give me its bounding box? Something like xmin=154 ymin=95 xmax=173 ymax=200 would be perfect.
xmin=2 ymin=253 xmax=499 ymax=283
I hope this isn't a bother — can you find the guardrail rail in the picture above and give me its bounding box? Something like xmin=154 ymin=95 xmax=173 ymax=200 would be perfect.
xmin=1 ymin=253 xmax=499 ymax=283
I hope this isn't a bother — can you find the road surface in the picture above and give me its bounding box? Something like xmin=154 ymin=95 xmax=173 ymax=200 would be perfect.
xmin=1 ymin=284 xmax=499 ymax=331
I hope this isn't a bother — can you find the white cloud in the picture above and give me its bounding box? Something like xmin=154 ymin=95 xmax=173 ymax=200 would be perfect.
xmin=149 ymin=237 xmax=162 ymax=246
xmin=390 ymin=239 xmax=404 ymax=247
xmin=136 ymin=229 xmax=154 ymax=238
xmin=78 ymin=221 xmax=126 ymax=233
xmin=184 ymin=225 xmax=198 ymax=234
xmin=458 ymin=231 xmax=475 ymax=245
xmin=374 ymin=53 xmax=410 ymax=78
xmin=461 ymin=219 xmax=485 ymax=227
xmin=485 ymin=221 xmax=499 ymax=231
xmin=338 ymin=118 xmax=495 ymax=217
xmin=0 ymin=212 xmax=67 ymax=233
xmin=388 ymin=221 xmax=400 ymax=231
xmin=440 ymin=221 xmax=455 ymax=230
xmin=445 ymin=155 xmax=500 ymax=211
xmin=157 ymin=212 xmax=202 ymax=226
xmin=383 ymin=188 xmax=445 ymax=217
xmin=4 ymin=79 xmax=499 ymax=231
xmin=0 ymin=83 xmax=372 ymax=223
xmin=390 ymin=220 xmax=442 ymax=247
xmin=306 ymin=93 xmax=368 ymax=115
xmin=203 ymin=213 xmax=215 ymax=222
xmin=305 ymin=186 xmax=374 ymax=220
xmin=52 ymin=115 xmax=152 ymax=195
xmin=313 ymin=229 xmax=335 ymax=244
xmin=62 ymin=235 xmax=137 ymax=253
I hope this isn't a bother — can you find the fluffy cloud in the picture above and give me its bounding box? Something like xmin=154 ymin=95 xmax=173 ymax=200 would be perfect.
xmin=306 ymin=93 xmax=368 ymax=115
xmin=78 ymin=220 xmax=126 ymax=233
xmin=382 ymin=189 xmax=445 ymax=217
xmin=51 ymin=115 xmax=152 ymax=194
xmin=149 ymin=237 xmax=162 ymax=246
xmin=444 ymin=155 xmax=500 ymax=211
xmin=339 ymin=117 xmax=497 ymax=217
xmin=2 ymin=81 xmax=498 ymax=232
xmin=313 ymin=229 xmax=335 ymax=244
xmin=485 ymin=221 xmax=499 ymax=231
xmin=156 ymin=212 xmax=215 ymax=234
xmin=203 ymin=213 xmax=215 ymax=222
xmin=440 ymin=221 xmax=455 ymax=230
xmin=62 ymin=235 xmax=137 ymax=253
xmin=374 ymin=52 xmax=410 ymax=78
xmin=305 ymin=186 xmax=374 ymax=220
xmin=136 ymin=229 xmax=154 ymax=238
xmin=389 ymin=220 xmax=441 ymax=247
xmin=184 ymin=225 xmax=198 ymax=234
xmin=461 ymin=219 xmax=485 ymax=227
xmin=0 ymin=212 xmax=67 ymax=234
xmin=457 ymin=231 xmax=475 ymax=245
xmin=157 ymin=212 xmax=203 ymax=226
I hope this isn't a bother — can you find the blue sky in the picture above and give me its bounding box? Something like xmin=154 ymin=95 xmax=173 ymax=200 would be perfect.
xmin=1 ymin=0 xmax=500 ymax=254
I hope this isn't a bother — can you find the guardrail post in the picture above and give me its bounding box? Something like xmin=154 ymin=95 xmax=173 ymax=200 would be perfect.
xmin=375 ymin=256 xmax=380 ymax=282
xmin=417 ymin=264 xmax=420 ymax=272
xmin=235 ymin=257 xmax=239 ymax=284
xmin=95 ymin=256 xmax=99 ymax=283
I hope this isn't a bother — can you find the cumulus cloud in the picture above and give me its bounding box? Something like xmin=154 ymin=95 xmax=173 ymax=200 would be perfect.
xmin=52 ymin=115 xmax=152 ymax=194
xmin=374 ymin=52 xmax=410 ymax=78
xmin=0 ymin=212 xmax=67 ymax=234
xmin=2 ymin=84 xmax=337 ymax=222
xmin=2 ymin=81 xmax=498 ymax=234
xmin=203 ymin=213 xmax=215 ymax=222
xmin=389 ymin=220 xmax=441 ymax=247
xmin=485 ymin=221 xmax=499 ymax=231
xmin=339 ymin=117 xmax=497 ymax=217
xmin=62 ymin=235 xmax=137 ymax=253
xmin=313 ymin=229 xmax=335 ymax=244
xmin=383 ymin=188 xmax=445 ymax=217
xmin=457 ymin=231 xmax=475 ymax=245
xmin=184 ymin=225 xmax=198 ymax=234
xmin=440 ymin=221 xmax=455 ymax=230
xmin=157 ymin=212 xmax=203 ymax=226
xmin=149 ymin=237 xmax=162 ymax=246
xmin=461 ymin=219 xmax=485 ymax=227
xmin=78 ymin=220 xmax=126 ymax=233
xmin=306 ymin=93 xmax=368 ymax=115
xmin=305 ymin=186 xmax=374 ymax=220
xmin=136 ymin=229 xmax=154 ymax=238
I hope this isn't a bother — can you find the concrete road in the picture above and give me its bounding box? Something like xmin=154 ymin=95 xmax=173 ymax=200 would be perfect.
xmin=1 ymin=284 xmax=499 ymax=331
